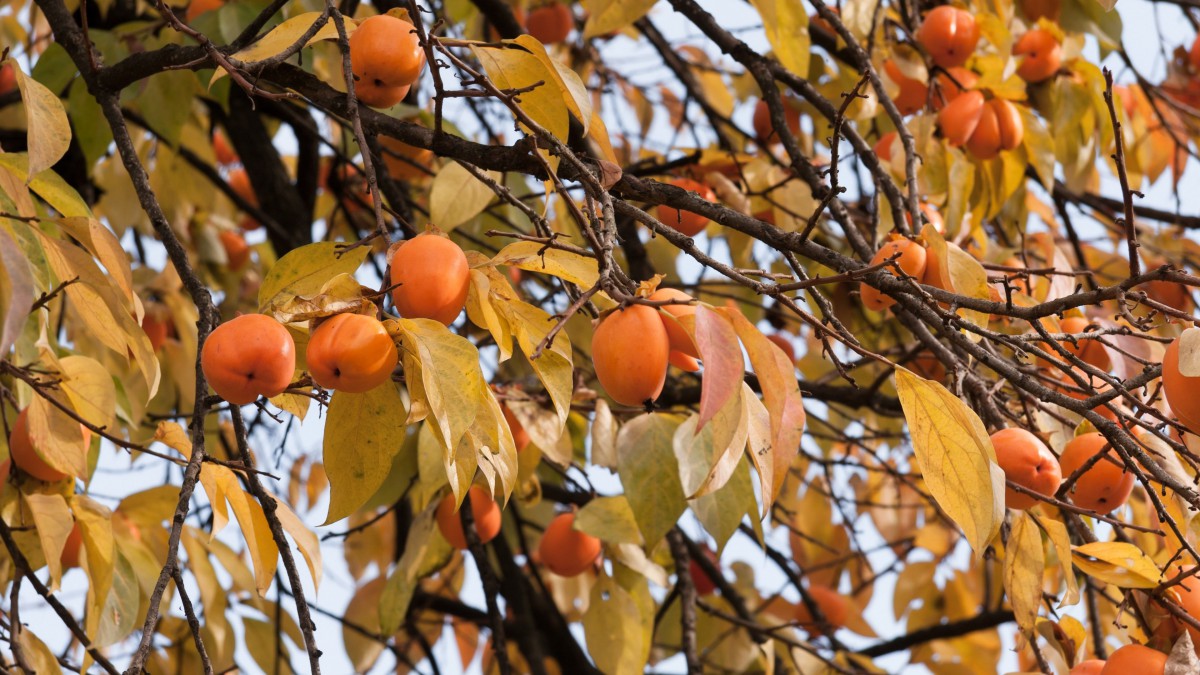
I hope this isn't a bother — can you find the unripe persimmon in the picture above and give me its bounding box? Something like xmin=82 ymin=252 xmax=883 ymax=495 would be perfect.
xmin=648 ymin=288 xmax=699 ymax=357
xmin=1163 ymin=336 xmax=1200 ymax=432
xmin=9 ymin=408 xmax=81 ymax=482
xmin=860 ymin=238 xmax=928 ymax=311
xmin=306 ymin=313 xmax=398 ymax=393
xmin=435 ymin=486 xmax=502 ymax=550
xmin=964 ymin=99 xmax=1024 ymax=160
xmin=1070 ymin=660 xmax=1105 ymax=675
xmin=1099 ymin=644 xmax=1166 ymax=675
xmin=656 ymin=178 xmax=715 ymax=237
xmin=1022 ymin=0 xmax=1061 ymax=22
xmin=185 ymin=0 xmax=223 ymax=22
xmin=753 ymin=99 xmax=802 ymax=144
xmin=526 ymin=2 xmax=573 ymax=44
xmin=61 ymin=522 xmax=83 ymax=569
xmin=795 ymin=585 xmax=849 ymax=635
xmin=538 ymin=512 xmax=601 ymax=577
xmin=380 ymin=136 xmax=434 ymax=181
xmin=932 ymin=67 xmax=979 ymax=110
xmin=350 ymin=15 xmax=426 ymax=90
xmin=938 ymin=90 xmax=985 ymax=147
xmin=990 ymin=428 xmax=1062 ymax=509
xmin=501 ymin=404 xmax=531 ymax=451
xmin=1059 ymin=432 xmax=1135 ymax=514
xmin=592 ymin=305 xmax=670 ymax=406
xmin=201 ymin=314 xmax=296 ymax=405
xmin=1014 ymin=29 xmax=1063 ymax=83
xmin=389 ymin=233 xmax=470 ymax=326
xmin=917 ymin=6 xmax=979 ymax=69
xmin=883 ymin=60 xmax=928 ymax=115
xmin=218 ymin=230 xmax=251 ymax=271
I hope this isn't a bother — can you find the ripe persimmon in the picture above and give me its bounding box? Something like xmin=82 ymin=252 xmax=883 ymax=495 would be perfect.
xmin=1162 ymin=336 xmax=1200 ymax=432
xmin=932 ymin=67 xmax=978 ymax=110
xmin=526 ymin=2 xmax=573 ymax=44
xmin=9 ymin=407 xmax=81 ymax=482
xmin=1059 ymin=432 xmax=1135 ymax=514
xmin=538 ymin=512 xmax=601 ymax=577
xmin=766 ymin=333 xmax=796 ymax=362
xmin=1145 ymin=279 xmax=1193 ymax=312
xmin=213 ymin=130 xmax=237 ymax=165
xmin=1191 ymin=34 xmax=1200 ymax=72
xmin=964 ymin=98 xmax=1024 ymax=160
xmin=201 ymin=314 xmax=296 ymax=405
xmin=753 ymin=99 xmax=802 ymax=144
xmin=592 ymin=305 xmax=670 ymax=406
xmin=669 ymin=351 xmax=701 ymax=372
xmin=648 ymin=287 xmax=699 ymax=357
xmin=874 ymin=131 xmax=899 ymax=163
xmin=228 ymin=168 xmax=257 ymax=207
xmin=1099 ymin=644 xmax=1166 ymax=675
xmin=1070 ymin=660 xmax=1105 ymax=675
xmin=937 ymin=90 xmax=985 ymax=146
xmin=501 ymin=404 xmax=531 ymax=451
xmin=990 ymin=428 xmax=1062 ymax=509
xmin=306 ymin=313 xmax=398 ymax=393
xmin=185 ymin=0 xmax=223 ymax=22
xmin=141 ymin=308 xmax=174 ymax=352
xmin=1044 ymin=316 xmax=1110 ymax=371
xmin=1022 ymin=0 xmax=1061 ymax=22
xmin=218 ymin=230 xmax=250 ymax=271
xmin=354 ymin=80 xmax=410 ymax=109
xmin=61 ymin=522 xmax=83 ymax=569
xmin=389 ymin=233 xmax=471 ymax=325
xmin=795 ymin=585 xmax=849 ymax=635
xmin=350 ymin=15 xmax=426 ymax=90
xmin=380 ymin=135 xmax=434 ymax=181
xmin=656 ymin=178 xmax=715 ymax=237
xmin=1014 ymin=29 xmax=1063 ymax=83
xmin=689 ymin=547 xmax=720 ymax=595
xmin=917 ymin=6 xmax=979 ymax=69
xmin=1166 ymin=565 xmax=1200 ymax=651
xmin=883 ymin=60 xmax=928 ymax=115
xmin=0 ymin=63 xmax=14 ymax=96
xmin=435 ymin=486 xmax=502 ymax=549
xmin=860 ymin=238 xmax=928 ymax=311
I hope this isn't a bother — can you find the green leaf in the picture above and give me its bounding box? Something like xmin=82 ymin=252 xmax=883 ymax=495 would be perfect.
xmin=1004 ymin=511 xmax=1044 ymax=633
xmin=95 ymin=551 xmax=140 ymax=648
xmin=428 ymin=161 xmax=497 ymax=231
xmin=617 ymin=413 xmax=686 ymax=548
xmin=258 ymin=242 xmax=369 ymax=312
xmin=581 ymin=0 xmax=658 ymax=38
xmin=691 ymin=455 xmax=755 ymax=554
xmin=379 ymin=501 xmax=452 ymax=634
xmin=575 ymin=495 xmax=644 ymax=545
xmin=583 ymin=575 xmax=646 ymax=675
xmin=750 ymin=0 xmax=809 ymax=78
xmin=322 ymin=384 xmax=408 ymax=525
xmin=894 ymin=368 xmax=1005 ymax=555
xmin=9 ymin=58 xmax=71 ymax=179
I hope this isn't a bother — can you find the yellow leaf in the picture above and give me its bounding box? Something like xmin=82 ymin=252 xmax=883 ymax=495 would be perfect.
xmin=0 ymin=154 xmax=91 ymax=217
xmin=343 ymin=577 xmax=387 ymax=672
xmin=1041 ymin=516 xmax=1080 ymax=607
xmin=575 ymin=495 xmax=644 ymax=545
xmin=514 ymin=35 xmax=592 ymax=134
xmin=17 ymin=627 xmax=62 ymax=675
xmin=262 ymin=272 xmax=371 ymax=324
xmin=379 ymin=502 xmax=452 ymax=634
xmin=258 ymin=242 xmax=368 ymax=313
xmin=95 ymin=550 xmax=139 ymax=648
xmin=617 ymin=413 xmax=686 ymax=547
xmin=894 ymin=368 xmax=1005 ymax=555
xmin=235 ymin=12 xmax=341 ymax=62
xmin=274 ymin=499 xmax=322 ymax=592
xmin=8 ymin=58 xmax=71 ymax=179
xmin=0 ymin=224 xmax=35 ymax=357
xmin=1004 ymin=511 xmax=1044 ymax=633
xmin=490 ymin=241 xmax=600 ymax=289
xmin=498 ymin=300 xmax=574 ymax=432
xmin=581 ymin=0 xmax=657 ymax=37
xmin=749 ymin=0 xmax=809 ymax=78
xmin=428 ymin=161 xmax=498 ymax=231
xmin=223 ymin=483 xmax=279 ymax=596
xmin=58 ymin=355 xmax=116 ymax=430
xmin=25 ymin=393 xmax=89 ymax=480
xmin=72 ymin=494 xmax=115 ymax=645
xmin=1071 ymin=542 xmax=1162 ymax=589
xmin=322 ymin=384 xmax=408 ymax=525
xmin=23 ymin=492 xmax=72 ymax=590
xmin=583 ymin=575 xmax=646 ymax=675
xmin=472 ymin=44 xmax=569 ymax=171
xmin=1176 ymin=327 xmax=1200 ymax=377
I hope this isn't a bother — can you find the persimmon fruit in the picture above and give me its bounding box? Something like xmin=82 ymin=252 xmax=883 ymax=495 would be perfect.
xmin=795 ymin=585 xmax=849 ymax=635
xmin=355 ymin=80 xmax=410 ymax=109
xmin=213 ymin=130 xmax=237 ymax=165
xmin=1099 ymin=644 xmax=1166 ymax=675
xmin=1022 ymin=0 xmax=1062 ymax=22
xmin=648 ymin=287 xmax=699 ymax=357
xmin=0 ymin=63 xmax=14 ymax=96
xmin=9 ymin=407 xmax=82 ymax=482
xmin=753 ymin=99 xmax=802 ymax=144
xmin=937 ymin=90 xmax=986 ymax=147
xmin=142 ymin=309 xmax=174 ymax=352
xmin=61 ymin=523 xmax=83 ymax=569
xmin=656 ymin=178 xmax=715 ymax=237
xmin=860 ymin=238 xmax=928 ymax=311
xmin=389 ymin=233 xmax=471 ymax=325
xmin=435 ymin=486 xmax=502 ymax=550
xmin=1166 ymin=565 xmax=1200 ymax=653
xmin=306 ymin=313 xmax=398 ymax=393
xmin=1058 ymin=432 xmax=1135 ymax=514
xmin=228 ymin=167 xmax=256 ymax=206
xmin=669 ymin=351 xmax=701 ymax=372
xmin=1163 ymin=336 xmax=1200 ymax=432
xmin=932 ymin=67 xmax=979 ymax=110
xmin=990 ymin=428 xmax=1062 ymax=509
xmin=689 ymin=547 xmax=719 ymax=595
xmin=875 ymin=131 xmax=899 ymax=163
xmin=1070 ymin=660 xmax=1105 ymax=675
xmin=1014 ymin=29 xmax=1062 ymax=83
xmin=350 ymin=15 xmax=426 ymax=91
xmin=218 ymin=230 xmax=251 ymax=271
xmin=883 ymin=60 xmax=928 ymax=115
xmin=501 ymin=404 xmax=531 ymax=452
xmin=917 ymin=6 xmax=979 ymax=69
xmin=526 ymin=2 xmax=573 ymax=44
xmin=766 ymin=333 xmax=796 ymax=362
xmin=592 ymin=305 xmax=670 ymax=406
xmin=1044 ymin=316 xmax=1110 ymax=371
xmin=538 ymin=512 xmax=601 ymax=577
xmin=964 ymin=98 xmax=1024 ymax=160
xmin=380 ymin=136 xmax=434 ymax=181
xmin=185 ymin=0 xmax=223 ymax=22
xmin=201 ymin=314 xmax=296 ymax=405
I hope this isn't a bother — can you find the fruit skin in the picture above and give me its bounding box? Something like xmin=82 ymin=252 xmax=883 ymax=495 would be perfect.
xmin=389 ymin=234 xmax=471 ymax=326
xmin=1099 ymin=644 xmax=1166 ymax=675
xmin=938 ymin=90 xmax=985 ymax=147
xmin=689 ymin=547 xmax=720 ymax=596
xmin=218 ymin=230 xmax=251 ymax=271
xmin=990 ymin=428 xmax=1062 ymax=509
xmin=1022 ymin=0 xmax=1061 ymax=22
xmin=1069 ymin=660 xmax=1105 ymax=675
xmin=538 ymin=512 xmax=601 ymax=577
xmin=350 ymin=15 xmax=426 ymax=90
xmin=9 ymin=407 xmax=80 ymax=482
xmin=655 ymin=178 xmax=716 ymax=237
xmin=61 ymin=523 xmax=83 ymax=569
xmin=648 ymin=288 xmax=699 ymax=357
xmin=526 ymin=2 xmax=573 ymax=44
xmin=379 ymin=135 xmax=434 ymax=181
xmin=228 ymin=167 xmax=257 ymax=206
xmin=766 ymin=334 xmax=796 ymax=362
xmin=932 ymin=67 xmax=979 ymax=110
xmin=213 ymin=130 xmax=237 ymax=165
xmin=1163 ymin=337 xmax=1200 ymax=432
xmin=1191 ymin=34 xmax=1200 ymax=72
xmin=883 ymin=60 xmax=929 ymax=115
xmin=354 ymin=80 xmax=410 ymax=109
xmin=860 ymin=238 xmax=928 ymax=311
xmin=965 ymin=99 xmax=1024 ymax=160
xmin=201 ymin=314 xmax=297 ymax=405
xmin=669 ymin=351 xmax=701 ymax=372
xmin=306 ymin=313 xmax=398 ymax=393
xmin=753 ymin=99 xmax=802 ymax=144
xmin=917 ymin=6 xmax=980 ymax=69
xmin=874 ymin=131 xmax=899 ymax=163
xmin=591 ymin=305 xmax=670 ymax=407
xmin=1044 ymin=316 xmax=1110 ymax=371
xmin=0 ymin=63 xmax=15 ymax=96
xmin=795 ymin=585 xmax=849 ymax=635
xmin=500 ymin=404 xmax=531 ymax=451
xmin=142 ymin=310 xmax=174 ymax=352
xmin=1169 ymin=565 xmax=1200 ymax=649
xmin=185 ymin=0 xmax=223 ymax=22
xmin=1058 ymin=432 xmax=1135 ymax=514
xmin=435 ymin=486 xmax=502 ymax=550
xmin=1014 ymin=29 xmax=1063 ymax=83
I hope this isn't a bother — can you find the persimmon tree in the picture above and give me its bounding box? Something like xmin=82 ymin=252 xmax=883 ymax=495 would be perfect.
xmin=1 ymin=0 xmax=1200 ymax=672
